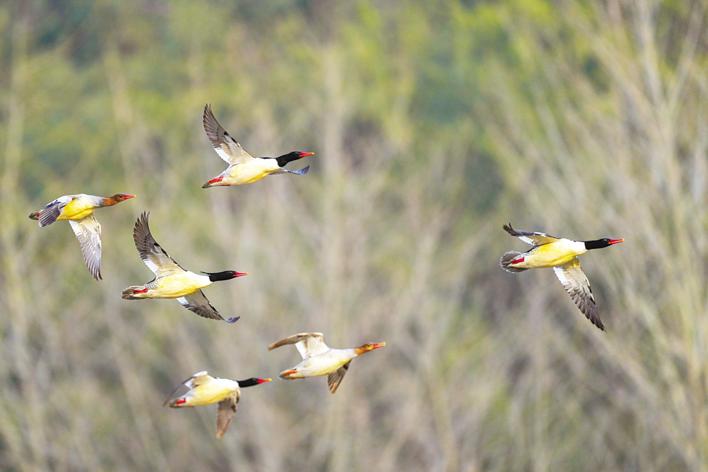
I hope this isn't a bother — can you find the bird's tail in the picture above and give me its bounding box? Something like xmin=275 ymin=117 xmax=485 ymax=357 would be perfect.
xmin=121 ymin=286 xmax=148 ymax=299
xmin=28 ymin=210 xmax=40 ymax=221
xmin=500 ymin=251 xmax=527 ymax=273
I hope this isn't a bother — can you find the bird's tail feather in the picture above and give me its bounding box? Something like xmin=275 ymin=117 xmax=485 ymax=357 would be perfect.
xmin=500 ymin=251 xmax=527 ymax=273
xmin=121 ymin=286 xmax=147 ymax=299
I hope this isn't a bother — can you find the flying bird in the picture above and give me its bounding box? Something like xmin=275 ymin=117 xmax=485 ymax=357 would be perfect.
xmin=121 ymin=212 xmax=246 ymax=323
xmin=268 ymin=332 xmax=385 ymax=393
xmin=164 ymin=370 xmax=271 ymax=438
xmin=29 ymin=193 xmax=135 ymax=280
xmin=499 ymin=223 xmax=624 ymax=330
xmin=201 ymin=104 xmax=315 ymax=187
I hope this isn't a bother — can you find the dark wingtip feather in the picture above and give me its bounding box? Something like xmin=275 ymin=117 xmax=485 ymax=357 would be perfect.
xmin=135 ymin=211 xmax=150 ymax=232
xmin=225 ymin=316 xmax=240 ymax=324
xmin=590 ymin=316 xmax=605 ymax=331
xmin=133 ymin=211 xmax=152 ymax=251
xmin=503 ymin=222 xmax=516 ymax=235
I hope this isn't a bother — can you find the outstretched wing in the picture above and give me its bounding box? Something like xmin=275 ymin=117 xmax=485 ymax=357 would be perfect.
xmin=163 ymin=370 xmax=212 ymax=406
xmin=268 ymin=332 xmax=329 ymax=359
xmin=503 ymin=223 xmax=560 ymax=246
xmin=176 ymin=291 xmax=239 ymax=323
xmin=132 ymin=212 xmax=183 ymax=276
xmin=69 ymin=215 xmax=102 ymax=280
xmin=327 ymin=361 xmax=351 ymax=394
xmin=203 ymin=104 xmax=254 ymax=165
xmin=553 ymin=258 xmax=604 ymax=330
xmin=216 ymin=395 xmax=239 ymax=438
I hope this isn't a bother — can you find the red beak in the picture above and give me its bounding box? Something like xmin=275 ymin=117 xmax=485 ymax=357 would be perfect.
xmin=298 ymin=151 xmax=315 ymax=158
xmin=370 ymin=342 xmax=386 ymax=350
xmin=256 ymin=378 xmax=272 ymax=384
xmin=235 ymin=271 xmax=248 ymax=278
xmin=608 ymin=238 xmax=624 ymax=245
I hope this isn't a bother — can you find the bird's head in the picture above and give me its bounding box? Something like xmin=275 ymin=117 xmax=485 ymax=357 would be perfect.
xmin=203 ymin=270 xmax=248 ymax=282
xmin=237 ymin=377 xmax=272 ymax=388
xmin=355 ymin=341 xmax=386 ymax=356
xmin=276 ymin=151 xmax=315 ymax=167
xmin=584 ymin=238 xmax=624 ymax=250
xmin=108 ymin=193 xmax=136 ymax=205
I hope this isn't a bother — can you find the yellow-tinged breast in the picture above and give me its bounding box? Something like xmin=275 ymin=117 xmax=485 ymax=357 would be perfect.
xmin=57 ymin=198 xmax=96 ymax=221
xmin=299 ymin=351 xmax=354 ymax=377
xmin=226 ymin=160 xmax=279 ymax=185
xmin=525 ymin=240 xmax=586 ymax=268
xmin=151 ymin=272 xmax=210 ymax=298
xmin=188 ymin=381 xmax=238 ymax=406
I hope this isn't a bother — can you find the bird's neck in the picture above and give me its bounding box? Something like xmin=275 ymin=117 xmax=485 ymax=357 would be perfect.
xmin=584 ymin=239 xmax=605 ymax=250
xmin=275 ymin=153 xmax=299 ymax=167
xmin=205 ymin=271 xmax=234 ymax=282
xmin=101 ymin=197 xmax=119 ymax=207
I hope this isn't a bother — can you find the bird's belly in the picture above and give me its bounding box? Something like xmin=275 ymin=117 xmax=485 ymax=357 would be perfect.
xmin=58 ymin=200 xmax=94 ymax=221
xmin=525 ymin=243 xmax=580 ymax=268
xmin=187 ymin=385 xmax=234 ymax=406
xmin=297 ymin=355 xmax=350 ymax=377
xmin=227 ymin=162 xmax=276 ymax=185
xmin=151 ymin=273 xmax=209 ymax=298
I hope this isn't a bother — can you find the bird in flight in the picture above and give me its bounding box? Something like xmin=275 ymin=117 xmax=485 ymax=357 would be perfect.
xmin=268 ymin=332 xmax=385 ymax=393
xmin=499 ymin=223 xmax=623 ymax=330
xmin=29 ymin=193 xmax=135 ymax=280
xmin=201 ymin=104 xmax=315 ymax=188
xmin=122 ymin=212 xmax=246 ymax=323
xmin=164 ymin=370 xmax=271 ymax=438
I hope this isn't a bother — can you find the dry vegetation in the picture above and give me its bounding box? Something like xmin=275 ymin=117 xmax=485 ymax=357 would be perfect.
xmin=0 ymin=0 xmax=705 ymax=470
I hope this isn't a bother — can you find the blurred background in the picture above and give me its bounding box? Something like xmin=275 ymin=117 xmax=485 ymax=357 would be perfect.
xmin=0 ymin=0 xmax=706 ymax=470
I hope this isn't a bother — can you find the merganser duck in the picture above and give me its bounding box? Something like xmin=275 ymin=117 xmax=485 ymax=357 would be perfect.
xmin=201 ymin=104 xmax=315 ymax=187
xmin=499 ymin=223 xmax=624 ymax=330
xmin=121 ymin=212 xmax=246 ymax=323
xmin=164 ymin=370 xmax=271 ymax=438
xmin=29 ymin=193 xmax=135 ymax=280
xmin=268 ymin=332 xmax=385 ymax=393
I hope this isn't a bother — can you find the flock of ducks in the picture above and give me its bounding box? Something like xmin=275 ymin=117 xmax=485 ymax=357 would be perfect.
xmin=28 ymin=104 xmax=623 ymax=438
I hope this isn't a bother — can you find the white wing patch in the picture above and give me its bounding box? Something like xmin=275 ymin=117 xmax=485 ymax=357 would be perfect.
xmin=296 ymin=335 xmax=330 ymax=359
xmin=190 ymin=371 xmax=212 ymax=387
xmin=214 ymin=148 xmax=235 ymax=164
xmin=268 ymin=332 xmax=330 ymax=359
xmin=143 ymin=259 xmax=160 ymax=274
xmin=69 ymin=215 xmax=102 ymax=280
